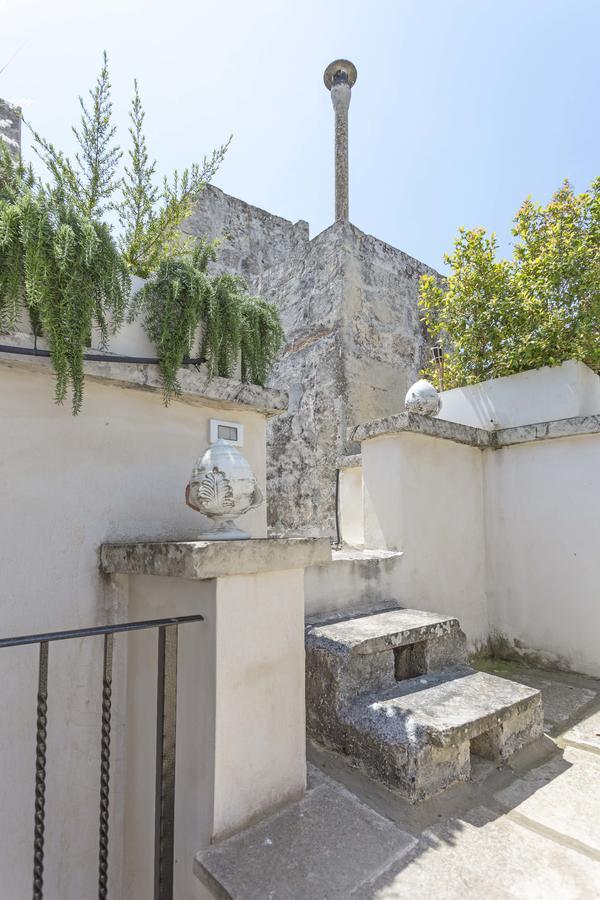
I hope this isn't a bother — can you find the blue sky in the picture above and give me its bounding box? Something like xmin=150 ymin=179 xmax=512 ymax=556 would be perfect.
xmin=2 ymin=0 xmax=598 ymax=271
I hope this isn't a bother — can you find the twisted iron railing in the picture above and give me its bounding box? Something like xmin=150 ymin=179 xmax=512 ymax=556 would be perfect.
xmin=0 ymin=614 xmax=204 ymax=900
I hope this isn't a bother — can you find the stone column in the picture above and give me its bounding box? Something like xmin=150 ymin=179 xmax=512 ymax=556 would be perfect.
xmin=324 ymin=60 xmax=357 ymax=223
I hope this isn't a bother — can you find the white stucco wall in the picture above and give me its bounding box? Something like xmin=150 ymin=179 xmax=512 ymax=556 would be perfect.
xmin=338 ymin=465 xmax=364 ymax=548
xmin=355 ymin=366 xmax=600 ymax=675
xmin=362 ymin=432 xmax=489 ymax=647
xmin=440 ymin=360 xmax=600 ymax=430
xmin=123 ymin=567 xmax=306 ymax=900
xmin=485 ymin=433 xmax=600 ymax=676
xmin=0 ymin=364 xmax=268 ymax=899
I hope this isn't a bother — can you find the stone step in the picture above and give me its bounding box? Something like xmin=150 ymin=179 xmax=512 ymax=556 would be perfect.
xmin=306 ymin=608 xmax=469 ymax=721
xmin=334 ymin=666 xmax=544 ymax=801
xmin=305 ymin=606 xmax=544 ymax=802
xmin=307 ymin=607 xmax=464 ymax=655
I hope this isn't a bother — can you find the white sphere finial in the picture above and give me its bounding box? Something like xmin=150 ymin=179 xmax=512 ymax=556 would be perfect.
xmin=405 ymin=379 xmax=441 ymax=417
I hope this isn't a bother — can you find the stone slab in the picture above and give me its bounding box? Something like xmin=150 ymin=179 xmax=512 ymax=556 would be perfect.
xmin=562 ymin=709 xmax=600 ymax=750
xmin=307 ymin=608 xmax=460 ymax=655
xmin=496 ymin=414 xmax=600 ymax=447
xmin=500 ymin=670 xmax=598 ymax=734
xmin=350 ymin=410 xmax=600 ymax=452
xmin=352 ymin=667 xmax=541 ymax=747
xmin=0 ymin=340 xmax=288 ymax=416
xmin=494 ymin=745 xmax=600 ymax=854
xmin=194 ymin=782 xmax=417 ymax=899
xmin=100 ymin=537 xmax=331 ymax=580
xmin=350 ymin=412 xmax=491 ymax=448
xmin=358 ymin=804 xmax=600 ymax=899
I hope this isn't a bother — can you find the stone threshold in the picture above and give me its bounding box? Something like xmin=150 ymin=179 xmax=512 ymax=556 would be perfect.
xmin=350 ymin=411 xmax=600 ymax=450
xmin=0 ymin=335 xmax=288 ymax=417
xmin=100 ymin=537 xmax=332 ymax=580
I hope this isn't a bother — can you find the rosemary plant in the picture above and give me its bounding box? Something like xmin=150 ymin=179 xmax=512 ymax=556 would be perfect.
xmin=134 ymin=241 xmax=284 ymax=403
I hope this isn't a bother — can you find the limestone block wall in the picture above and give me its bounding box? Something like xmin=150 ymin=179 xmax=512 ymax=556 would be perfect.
xmin=183 ymin=184 xmax=309 ymax=285
xmin=259 ymin=222 xmax=439 ymax=536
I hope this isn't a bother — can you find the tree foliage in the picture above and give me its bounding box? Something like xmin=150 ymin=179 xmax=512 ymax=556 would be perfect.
xmin=117 ymin=80 xmax=229 ymax=277
xmin=27 ymin=52 xmax=230 ymax=277
xmin=0 ymin=145 xmax=129 ymax=413
xmin=420 ymin=178 xmax=600 ymax=390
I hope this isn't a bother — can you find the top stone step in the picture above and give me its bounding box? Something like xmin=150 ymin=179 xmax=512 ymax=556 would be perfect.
xmin=306 ymin=608 xmax=461 ymax=656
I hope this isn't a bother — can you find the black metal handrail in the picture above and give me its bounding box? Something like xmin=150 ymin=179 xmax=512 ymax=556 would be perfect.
xmin=0 ymin=613 xmax=205 ymax=900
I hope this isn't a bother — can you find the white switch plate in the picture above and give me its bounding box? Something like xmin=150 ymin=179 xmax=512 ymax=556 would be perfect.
xmin=209 ymin=419 xmax=244 ymax=446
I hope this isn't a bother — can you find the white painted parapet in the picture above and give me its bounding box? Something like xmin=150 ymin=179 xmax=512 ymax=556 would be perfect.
xmin=101 ymin=537 xmax=331 ymax=899
xmin=350 ymin=363 xmax=600 ymax=676
xmin=439 ymin=359 xmax=600 ymax=430
xmin=357 ymin=417 xmax=489 ymax=647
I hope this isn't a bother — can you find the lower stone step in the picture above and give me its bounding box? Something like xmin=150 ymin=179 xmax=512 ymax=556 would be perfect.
xmin=334 ymin=666 xmax=543 ymax=800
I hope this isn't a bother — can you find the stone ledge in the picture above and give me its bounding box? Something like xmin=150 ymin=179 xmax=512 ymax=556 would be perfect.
xmin=0 ymin=340 xmax=288 ymax=417
xmin=336 ymin=453 xmax=362 ymax=469
xmin=350 ymin=412 xmax=600 ymax=450
xmin=495 ymin=415 xmax=600 ymax=448
xmin=100 ymin=537 xmax=331 ymax=580
xmin=350 ymin=412 xmax=491 ymax=448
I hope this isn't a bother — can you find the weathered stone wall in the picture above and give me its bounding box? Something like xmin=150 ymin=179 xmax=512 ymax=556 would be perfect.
xmin=258 ymin=222 xmax=439 ymax=536
xmin=187 ymin=187 xmax=441 ymax=538
xmin=183 ymin=184 xmax=309 ymax=285
xmin=0 ymin=98 xmax=21 ymax=160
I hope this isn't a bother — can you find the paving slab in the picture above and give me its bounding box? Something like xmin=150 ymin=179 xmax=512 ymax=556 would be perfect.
xmin=356 ymin=804 xmax=600 ymax=899
xmin=194 ymin=782 xmax=417 ymax=900
xmin=505 ymin=671 xmax=598 ymax=733
xmin=472 ymin=661 xmax=599 ymax=734
xmin=562 ymin=709 xmax=600 ymax=750
xmin=494 ymin=745 xmax=600 ymax=854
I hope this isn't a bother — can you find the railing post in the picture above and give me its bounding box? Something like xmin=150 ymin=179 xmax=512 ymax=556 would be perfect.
xmin=154 ymin=624 xmax=178 ymax=900
xmin=33 ymin=641 xmax=49 ymax=900
xmin=98 ymin=633 xmax=113 ymax=900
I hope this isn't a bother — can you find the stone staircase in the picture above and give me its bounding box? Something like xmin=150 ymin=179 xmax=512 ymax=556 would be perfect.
xmin=306 ymin=606 xmax=544 ymax=801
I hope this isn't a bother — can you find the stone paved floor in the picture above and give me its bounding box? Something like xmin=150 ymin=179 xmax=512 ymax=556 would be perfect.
xmin=307 ymin=660 xmax=600 ymax=899
xmin=197 ymin=661 xmax=600 ymax=899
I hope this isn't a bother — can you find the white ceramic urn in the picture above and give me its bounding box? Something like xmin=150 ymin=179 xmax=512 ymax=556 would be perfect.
xmin=404 ymin=379 xmax=442 ymax=417
xmin=185 ymin=439 xmax=263 ymax=539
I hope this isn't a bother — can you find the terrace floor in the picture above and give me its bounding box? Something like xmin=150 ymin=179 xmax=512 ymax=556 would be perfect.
xmin=196 ymin=660 xmax=600 ymax=899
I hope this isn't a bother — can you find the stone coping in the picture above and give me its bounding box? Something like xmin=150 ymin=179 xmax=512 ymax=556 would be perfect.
xmin=350 ymin=412 xmax=490 ymax=448
xmin=100 ymin=537 xmax=332 ymax=580
xmin=350 ymin=412 xmax=600 ymax=450
xmin=0 ymin=337 xmax=288 ymax=417
xmin=495 ymin=414 xmax=600 ymax=448
xmin=337 ymin=453 xmax=362 ymax=469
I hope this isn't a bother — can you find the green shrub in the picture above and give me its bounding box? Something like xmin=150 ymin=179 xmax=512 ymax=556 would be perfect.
xmin=420 ymin=177 xmax=600 ymax=390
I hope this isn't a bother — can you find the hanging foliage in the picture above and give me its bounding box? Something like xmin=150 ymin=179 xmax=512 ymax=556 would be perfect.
xmin=0 ymin=146 xmax=130 ymax=413
xmin=133 ymin=240 xmax=284 ymax=403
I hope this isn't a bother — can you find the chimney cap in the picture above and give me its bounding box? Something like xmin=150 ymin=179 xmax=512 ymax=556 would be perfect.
xmin=323 ymin=59 xmax=357 ymax=91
